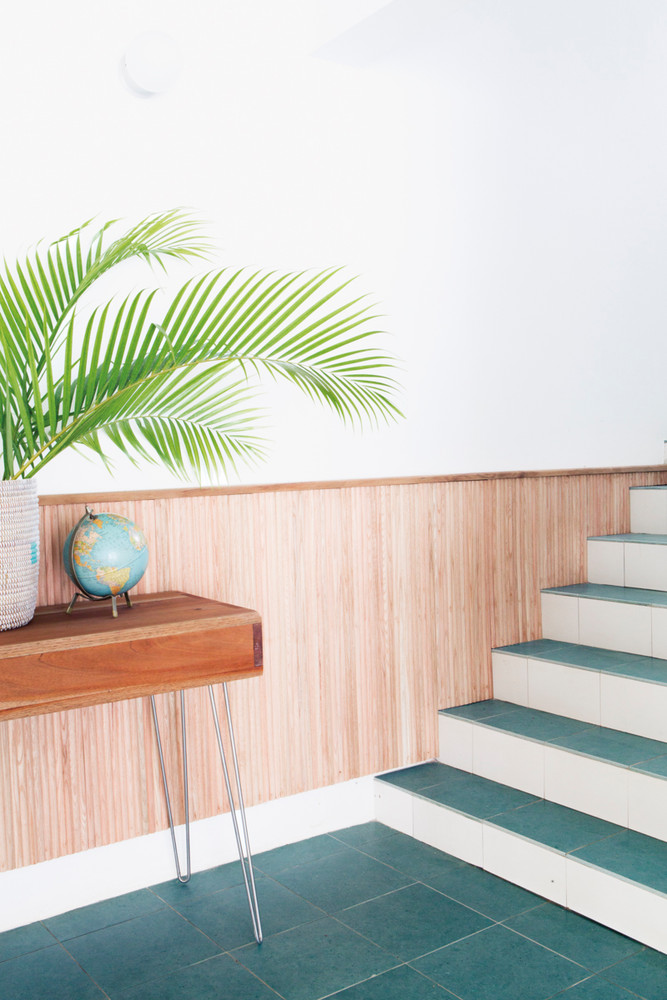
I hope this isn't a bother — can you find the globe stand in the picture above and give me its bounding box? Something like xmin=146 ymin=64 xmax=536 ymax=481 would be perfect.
xmin=66 ymin=590 xmax=134 ymax=618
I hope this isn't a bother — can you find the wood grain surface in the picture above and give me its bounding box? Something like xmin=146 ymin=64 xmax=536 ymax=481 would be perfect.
xmin=0 ymin=592 xmax=261 ymax=659
xmin=1 ymin=467 xmax=666 ymax=872
xmin=0 ymin=594 xmax=262 ymax=722
xmin=37 ymin=463 xmax=667 ymax=505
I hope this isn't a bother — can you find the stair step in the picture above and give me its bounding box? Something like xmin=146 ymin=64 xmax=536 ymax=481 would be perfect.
xmin=438 ymin=700 xmax=667 ymax=838
xmin=540 ymin=582 xmax=667 ymax=658
xmin=630 ymin=484 xmax=667 ymax=534
xmin=492 ymin=638 xmax=667 ymax=742
xmin=588 ymin=532 xmax=667 ymax=590
xmin=374 ymin=762 xmax=667 ymax=953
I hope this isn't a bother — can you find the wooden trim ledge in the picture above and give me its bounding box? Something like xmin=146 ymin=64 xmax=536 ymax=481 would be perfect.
xmin=38 ymin=464 xmax=667 ymax=506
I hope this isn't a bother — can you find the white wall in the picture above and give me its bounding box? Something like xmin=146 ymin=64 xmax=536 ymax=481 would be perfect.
xmin=2 ymin=0 xmax=666 ymax=495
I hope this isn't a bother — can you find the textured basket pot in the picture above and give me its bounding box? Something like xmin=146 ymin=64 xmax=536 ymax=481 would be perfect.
xmin=0 ymin=480 xmax=39 ymax=630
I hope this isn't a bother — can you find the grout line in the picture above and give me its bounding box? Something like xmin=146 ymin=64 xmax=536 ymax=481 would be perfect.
xmin=56 ymin=939 xmax=113 ymax=999
xmin=315 ymin=961 xmax=409 ymax=1000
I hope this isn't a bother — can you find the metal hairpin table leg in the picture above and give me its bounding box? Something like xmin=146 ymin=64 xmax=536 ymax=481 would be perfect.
xmin=150 ymin=691 xmax=191 ymax=883
xmin=208 ymin=683 xmax=263 ymax=944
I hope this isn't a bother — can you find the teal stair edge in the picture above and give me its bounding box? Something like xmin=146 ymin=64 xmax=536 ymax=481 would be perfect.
xmin=493 ymin=638 xmax=667 ymax=686
xmin=542 ymin=583 xmax=667 ymax=607
xmin=377 ymin=762 xmax=667 ymax=897
xmin=588 ymin=533 xmax=667 ymax=544
xmin=439 ymin=700 xmax=667 ymax=777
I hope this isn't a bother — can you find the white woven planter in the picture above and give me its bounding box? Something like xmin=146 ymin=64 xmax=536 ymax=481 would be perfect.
xmin=0 ymin=480 xmax=39 ymax=630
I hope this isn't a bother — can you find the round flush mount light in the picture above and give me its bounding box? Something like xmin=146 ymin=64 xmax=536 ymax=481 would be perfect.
xmin=122 ymin=31 xmax=181 ymax=97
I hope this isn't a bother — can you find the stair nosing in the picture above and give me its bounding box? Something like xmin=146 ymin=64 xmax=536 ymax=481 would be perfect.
xmin=492 ymin=641 xmax=667 ymax=687
xmin=438 ymin=705 xmax=667 ymax=779
xmin=570 ymin=854 xmax=667 ymax=899
xmin=376 ymin=767 xmax=667 ymax=898
xmin=542 ymin=582 xmax=667 ymax=607
xmin=588 ymin=533 xmax=667 ymax=545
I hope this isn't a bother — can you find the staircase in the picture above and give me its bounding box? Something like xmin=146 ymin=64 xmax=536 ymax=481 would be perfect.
xmin=374 ymin=484 xmax=667 ymax=954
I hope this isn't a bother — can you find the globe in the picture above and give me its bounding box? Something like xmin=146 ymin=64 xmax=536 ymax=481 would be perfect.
xmin=63 ymin=508 xmax=149 ymax=605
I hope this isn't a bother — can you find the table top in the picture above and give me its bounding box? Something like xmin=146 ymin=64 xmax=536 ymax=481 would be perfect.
xmin=0 ymin=592 xmax=262 ymax=721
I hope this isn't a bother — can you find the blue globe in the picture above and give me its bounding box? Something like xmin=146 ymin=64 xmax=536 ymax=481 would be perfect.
xmin=63 ymin=511 xmax=149 ymax=599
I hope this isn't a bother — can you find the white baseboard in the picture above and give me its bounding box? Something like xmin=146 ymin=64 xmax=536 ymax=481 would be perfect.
xmin=0 ymin=774 xmax=375 ymax=933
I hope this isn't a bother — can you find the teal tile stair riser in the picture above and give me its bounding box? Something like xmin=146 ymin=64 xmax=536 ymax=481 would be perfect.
xmin=376 ymin=481 xmax=667 ymax=957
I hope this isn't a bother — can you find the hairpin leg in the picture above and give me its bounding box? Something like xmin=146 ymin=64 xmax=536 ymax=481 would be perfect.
xmin=150 ymin=691 xmax=191 ymax=883
xmin=208 ymin=683 xmax=262 ymax=944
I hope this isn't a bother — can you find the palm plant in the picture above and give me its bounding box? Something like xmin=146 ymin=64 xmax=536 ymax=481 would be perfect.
xmin=0 ymin=210 xmax=401 ymax=482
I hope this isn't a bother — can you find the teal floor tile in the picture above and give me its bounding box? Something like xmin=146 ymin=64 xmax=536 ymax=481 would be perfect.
xmin=233 ymin=916 xmax=397 ymax=1000
xmin=440 ymin=699 xmax=517 ymax=721
xmin=544 ymin=583 xmax=667 ymax=607
xmin=271 ymin=845 xmax=412 ymax=911
xmin=494 ymin=639 xmax=569 ymax=657
xmin=0 ymin=824 xmax=659 ymax=1000
xmin=149 ymin=859 xmax=245 ymax=905
xmin=0 ymin=944 xmax=106 ymax=999
xmin=490 ymin=800 xmax=623 ymax=853
xmin=496 ymin=640 xmax=667 ymax=683
xmin=481 ymin=707 xmax=593 ymax=742
xmin=505 ymin=902 xmax=644 ymax=971
xmin=329 ymin=822 xmax=396 ymax=848
xmin=599 ymin=655 xmax=667 ymax=685
xmin=588 ymin=533 xmax=667 ymax=544
xmin=552 ymin=976 xmax=640 ymax=998
xmin=376 ymin=761 xmax=465 ymax=791
xmin=356 ymin=830 xmax=466 ymax=883
xmin=551 ymin=646 xmax=644 ymax=670
xmin=550 ymin=727 xmax=667 ymax=766
xmin=379 ymin=762 xmax=470 ymax=794
xmin=533 ymin=645 xmax=651 ymax=672
xmin=329 ymin=964 xmax=452 ymax=998
xmin=411 ymin=923 xmax=586 ymax=1000
xmin=0 ymin=921 xmax=55 ymax=963
xmin=116 ymin=952 xmax=281 ymax=999
xmin=428 ymin=863 xmax=542 ymax=920
xmin=254 ymin=834 xmax=345 ymax=874
xmin=418 ymin=772 xmax=540 ymax=818
xmin=633 ymin=754 xmax=667 ymax=778
xmin=601 ymin=947 xmax=667 ymax=1000
xmin=572 ymin=830 xmax=667 ymax=894
xmin=64 ymin=906 xmax=222 ymax=998
xmin=44 ymin=888 xmax=165 ymax=941
xmin=174 ymin=875 xmax=324 ymax=949
xmin=337 ymin=882 xmax=492 ymax=961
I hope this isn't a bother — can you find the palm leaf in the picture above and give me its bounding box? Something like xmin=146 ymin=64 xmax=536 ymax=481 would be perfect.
xmin=1 ymin=213 xmax=402 ymax=482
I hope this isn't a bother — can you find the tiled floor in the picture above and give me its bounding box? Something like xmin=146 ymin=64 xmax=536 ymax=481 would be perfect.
xmin=1 ymin=822 xmax=666 ymax=1000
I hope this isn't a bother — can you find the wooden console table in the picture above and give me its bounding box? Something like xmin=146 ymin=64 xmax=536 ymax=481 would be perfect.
xmin=0 ymin=591 xmax=264 ymax=942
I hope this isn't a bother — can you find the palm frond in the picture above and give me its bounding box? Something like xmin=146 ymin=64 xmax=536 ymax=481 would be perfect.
xmin=0 ymin=212 xmax=402 ymax=481
xmin=0 ymin=210 xmax=212 ymax=374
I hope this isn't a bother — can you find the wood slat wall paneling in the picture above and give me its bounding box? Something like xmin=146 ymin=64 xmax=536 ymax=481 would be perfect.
xmin=1 ymin=468 xmax=665 ymax=871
